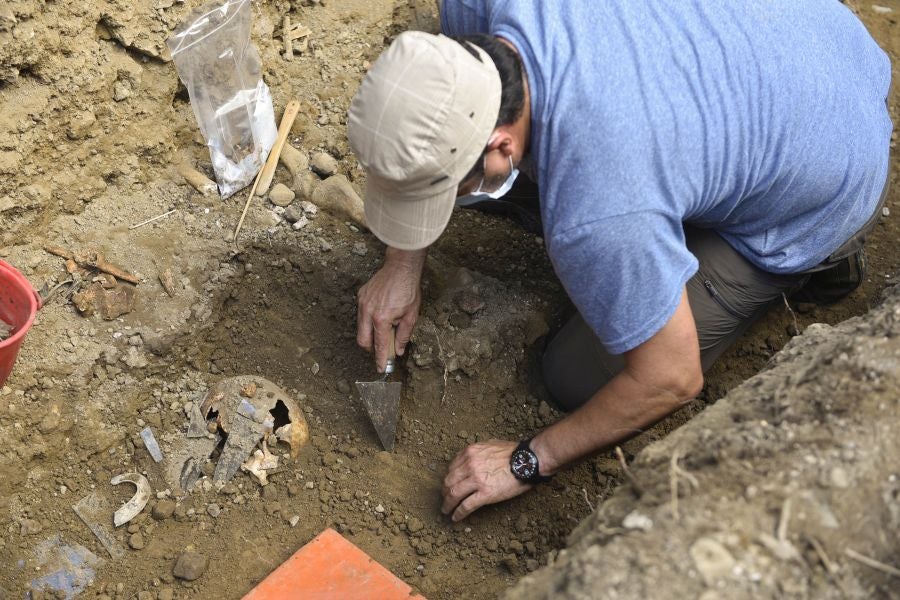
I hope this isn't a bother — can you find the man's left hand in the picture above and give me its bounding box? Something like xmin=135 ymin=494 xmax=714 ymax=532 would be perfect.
xmin=441 ymin=440 xmax=531 ymax=521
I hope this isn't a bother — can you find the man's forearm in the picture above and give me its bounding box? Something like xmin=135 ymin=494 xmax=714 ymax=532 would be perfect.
xmin=530 ymin=369 xmax=692 ymax=474
xmin=531 ymin=288 xmax=702 ymax=474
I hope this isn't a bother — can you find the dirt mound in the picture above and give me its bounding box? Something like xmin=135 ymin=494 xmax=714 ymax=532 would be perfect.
xmin=507 ymin=285 xmax=900 ymax=600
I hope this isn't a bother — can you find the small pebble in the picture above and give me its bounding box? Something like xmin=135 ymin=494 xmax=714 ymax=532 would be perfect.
xmin=207 ymin=503 xmax=221 ymax=518
xmin=173 ymin=552 xmax=209 ymax=581
xmin=269 ymin=183 xmax=295 ymax=207
xmin=128 ymin=532 xmax=145 ymax=550
xmin=292 ymin=215 xmax=310 ymax=230
xmin=284 ymin=205 xmax=304 ymax=223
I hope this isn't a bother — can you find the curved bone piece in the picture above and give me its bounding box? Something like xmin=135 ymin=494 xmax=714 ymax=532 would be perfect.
xmin=110 ymin=473 xmax=151 ymax=527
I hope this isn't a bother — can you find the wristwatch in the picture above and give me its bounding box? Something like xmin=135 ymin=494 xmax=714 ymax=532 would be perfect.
xmin=509 ymin=438 xmax=553 ymax=484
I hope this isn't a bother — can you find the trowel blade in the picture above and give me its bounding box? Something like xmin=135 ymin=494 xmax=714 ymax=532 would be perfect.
xmin=355 ymin=380 xmax=402 ymax=451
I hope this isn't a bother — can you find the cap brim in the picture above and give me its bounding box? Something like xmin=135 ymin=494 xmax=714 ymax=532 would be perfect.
xmin=363 ymin=178 xmax=457 ymax=251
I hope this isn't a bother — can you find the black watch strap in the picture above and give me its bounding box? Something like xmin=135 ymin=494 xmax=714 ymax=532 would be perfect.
xmin=511 ymin=438 xmax=553 ymax=484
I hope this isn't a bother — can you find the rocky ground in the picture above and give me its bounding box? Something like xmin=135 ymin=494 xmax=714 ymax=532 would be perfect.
xmin=0 ymin=0 xmax=898 ymax=598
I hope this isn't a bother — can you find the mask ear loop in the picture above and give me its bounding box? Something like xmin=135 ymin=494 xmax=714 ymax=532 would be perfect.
xmin=474 ymin=155 xmax=514 ymax=195
xmin=473 ymin=153 xmax=489 ymax=194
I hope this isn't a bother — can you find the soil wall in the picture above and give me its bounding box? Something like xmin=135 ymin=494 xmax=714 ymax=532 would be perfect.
xmin=506 ymin=287 xmax=900 ymax=600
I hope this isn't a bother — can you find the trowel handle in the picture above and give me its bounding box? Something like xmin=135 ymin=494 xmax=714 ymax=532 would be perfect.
xmin=384 ymin=327 xmax=396 ymax=375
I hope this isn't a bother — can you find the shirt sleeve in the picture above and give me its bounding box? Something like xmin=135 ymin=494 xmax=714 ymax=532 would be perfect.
xmin=440 ymin=0 xmax=491 ymax=36
xmin=549 ymin=211 xmax=699 ymax=355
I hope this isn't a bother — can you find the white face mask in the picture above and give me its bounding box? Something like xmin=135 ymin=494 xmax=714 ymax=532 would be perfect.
xmin=456 ymin=156 xmax=519 ymax=206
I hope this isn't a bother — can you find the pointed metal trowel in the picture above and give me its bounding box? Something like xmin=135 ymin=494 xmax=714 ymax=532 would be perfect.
xmin=356 ymin=329 xmax=402 ymax=451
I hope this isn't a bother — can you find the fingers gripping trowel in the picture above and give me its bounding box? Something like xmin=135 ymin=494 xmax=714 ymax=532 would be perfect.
xmin=356 ymin=329 xmax=402 ymax=451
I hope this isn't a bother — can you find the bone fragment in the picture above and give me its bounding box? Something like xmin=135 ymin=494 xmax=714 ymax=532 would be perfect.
xmin=241 ymin=443 xmax=279 ymax=486
xmin=280 ymin=144 xmax=308 ymax=176
xmin=159 ymin=268 xmax=176 ymax=297
xmin=46 ymin=246 xmax=140 ymax=285
xmin=110 ymin=473 xmax=151 ymax=527
xmin=311 ymin=174 xmax=366 ymax=228
xmin=178 ymin=163 xmax=217 ymax=197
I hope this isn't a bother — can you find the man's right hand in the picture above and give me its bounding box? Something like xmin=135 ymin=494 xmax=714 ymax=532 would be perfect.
xmin=357 ymin=246 xmax=427 ymax=372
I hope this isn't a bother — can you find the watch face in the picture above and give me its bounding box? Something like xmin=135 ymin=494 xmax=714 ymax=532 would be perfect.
xmin=511 ymin=449 xmax=538 ymax=480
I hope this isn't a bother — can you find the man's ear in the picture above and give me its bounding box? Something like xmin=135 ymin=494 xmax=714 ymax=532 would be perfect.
xmin=487 ymin=127 xmax=515 ymax=156
xmin=486 ymin=126 xmax=512 ymax=154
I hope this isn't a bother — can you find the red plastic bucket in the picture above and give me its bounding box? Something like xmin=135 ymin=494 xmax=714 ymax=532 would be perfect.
xmin=0 ymin=260 xmax=41 ymax=387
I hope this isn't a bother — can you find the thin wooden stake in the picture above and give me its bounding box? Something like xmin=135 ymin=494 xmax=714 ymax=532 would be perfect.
xmin=129 ymin=209 xmax=176 ymax=230
xmin=232 ymin=100 xmax=301 ymax=248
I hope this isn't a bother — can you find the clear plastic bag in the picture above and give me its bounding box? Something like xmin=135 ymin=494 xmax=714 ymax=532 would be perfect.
xmin=167 ymin=0 xmax=277 ymax=199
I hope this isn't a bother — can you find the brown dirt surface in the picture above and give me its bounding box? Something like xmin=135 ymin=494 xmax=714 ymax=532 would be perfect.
xmin=0 ymin=1 xmax=898 ymax=598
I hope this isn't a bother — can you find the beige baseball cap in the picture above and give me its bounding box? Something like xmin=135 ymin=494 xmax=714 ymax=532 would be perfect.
xmin=348 ymin=31 xmax=502 ymax=250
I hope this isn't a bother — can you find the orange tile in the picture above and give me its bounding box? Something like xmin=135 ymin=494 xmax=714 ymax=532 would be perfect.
xmin=242 ymin=528 xmax=426 ymax=600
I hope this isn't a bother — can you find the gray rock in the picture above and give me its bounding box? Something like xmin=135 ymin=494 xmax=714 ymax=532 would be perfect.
xmin=310 ymin=152 xmax=339 ymax=177
xmin=173 ymin=551 xmax=209 ymax=581
xmin=269 ymin=183 xmax=295 ymax=207
xmin=351 ymin=242 xmax=368 ymax=256
xmin=284 ymin=205 xmax=304 ymax=223
xmin=207 ymin=503 xmax=221 ymax=518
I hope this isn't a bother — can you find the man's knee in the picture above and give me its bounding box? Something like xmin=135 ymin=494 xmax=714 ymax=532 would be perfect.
xmin=541 ymin=343 xmax=585 ymax=412
xmin=541 ymin=322 xmax=621 ymax=412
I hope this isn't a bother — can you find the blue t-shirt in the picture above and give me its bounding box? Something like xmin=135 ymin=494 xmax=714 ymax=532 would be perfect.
xmin=442 ymin=0 xmax=892 ymax=354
